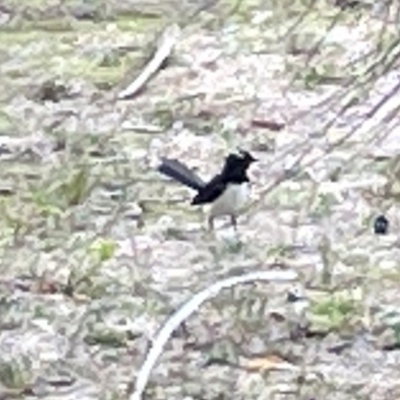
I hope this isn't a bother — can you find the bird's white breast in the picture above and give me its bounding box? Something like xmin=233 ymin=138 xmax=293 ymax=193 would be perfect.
xmin=209 ymin=183 xmax=250 ymax=218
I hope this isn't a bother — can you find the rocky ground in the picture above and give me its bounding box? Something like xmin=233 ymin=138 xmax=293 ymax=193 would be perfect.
xmin=1 ymin=0 xmax=400 ymax=399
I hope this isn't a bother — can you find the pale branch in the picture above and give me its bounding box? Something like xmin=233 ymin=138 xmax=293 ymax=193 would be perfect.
xmin=129 ymin=268 xmax=299 ymax=400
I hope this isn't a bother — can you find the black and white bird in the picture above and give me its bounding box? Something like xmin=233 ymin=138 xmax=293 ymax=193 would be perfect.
xmin=157 ymin=150 xmax=257 ymax=230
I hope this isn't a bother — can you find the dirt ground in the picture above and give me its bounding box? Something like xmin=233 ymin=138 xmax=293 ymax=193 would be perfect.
xmin=1 ymin=0 xmax=400 ymax=399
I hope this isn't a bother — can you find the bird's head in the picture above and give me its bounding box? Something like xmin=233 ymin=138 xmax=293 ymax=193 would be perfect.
xmin=238 ymin=149 xmax=257 ymax=164
xmin=221 ymin=149 xmax=257 ymax=182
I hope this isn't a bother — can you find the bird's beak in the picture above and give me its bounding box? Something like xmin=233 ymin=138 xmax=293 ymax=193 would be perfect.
xmin=238 ymin=148 xmax=257 ymax=162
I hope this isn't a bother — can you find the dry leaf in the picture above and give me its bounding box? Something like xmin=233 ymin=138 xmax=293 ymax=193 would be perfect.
xmin=240 ymin=354 xmax=298 ymax=372
xmin=251 ymin=119 xmax=285 ymax=131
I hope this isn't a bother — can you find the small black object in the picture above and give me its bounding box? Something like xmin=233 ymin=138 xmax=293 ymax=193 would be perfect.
xmin=374 ymin=215 xmax=388 ymax=235
xmin=287 ymin=291 xmax=304 ymax=303
xmin=157 ymin=150 xmax=257 ymax=230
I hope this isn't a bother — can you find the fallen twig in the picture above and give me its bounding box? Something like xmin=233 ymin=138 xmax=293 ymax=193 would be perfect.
xmin=118 ymin=23 xmax=181 ymax=99
xmin=129 ymin=268 xmax=299 ymax=400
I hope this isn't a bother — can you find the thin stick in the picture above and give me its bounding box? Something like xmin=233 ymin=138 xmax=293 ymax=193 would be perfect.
xmin=118 ymin=24 xmax=181 ymax=99
xmin=129 ymin=268 xmax=299 ymax=400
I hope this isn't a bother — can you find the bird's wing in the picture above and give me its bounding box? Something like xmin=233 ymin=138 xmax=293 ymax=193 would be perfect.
xmin=158 ymin=158 xmax=205 ymax=191
xmin=191 ymin=175 xmax=226 ymax=205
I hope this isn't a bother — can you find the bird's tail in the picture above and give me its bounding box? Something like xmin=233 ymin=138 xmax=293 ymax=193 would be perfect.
xmin=157 ymin=158 xmax=205 ymax=191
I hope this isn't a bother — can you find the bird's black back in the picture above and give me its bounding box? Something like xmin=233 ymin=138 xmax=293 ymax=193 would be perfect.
xmin=191 ymin=174 xmax=227 ymax=205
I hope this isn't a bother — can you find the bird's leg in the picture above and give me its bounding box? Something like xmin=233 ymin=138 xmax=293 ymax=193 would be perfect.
xmin=208 ymin=215 xmax=215 ymax=231
xmin=230 ymin=215 xmax=238 ymax=231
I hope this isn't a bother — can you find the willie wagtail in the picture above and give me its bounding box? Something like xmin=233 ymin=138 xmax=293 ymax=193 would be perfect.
xmin=157 ymin=150 xmax=257 ymax=230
